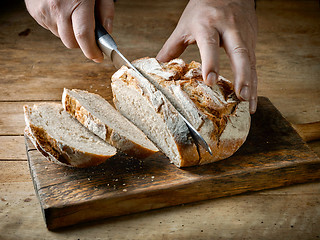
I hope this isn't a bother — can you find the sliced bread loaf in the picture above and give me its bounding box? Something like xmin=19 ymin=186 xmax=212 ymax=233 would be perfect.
xmin=111 ymin=57 xmax=250 ymax=167
xmin=24 ymin=103 xmax=117 ymax=168
xmin=133 ymin=57 xmax=250 ymax=165
xmin=111 ymin=66 xmax=200 ymax=167
xmin=62 ymin=88 xmax=158 ymax=158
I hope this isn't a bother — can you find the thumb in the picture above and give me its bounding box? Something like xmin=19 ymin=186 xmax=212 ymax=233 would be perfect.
xmin=96 ymin=0 xmax=115 ymax=33
xmin=156 ymin=28 xmax=188 ymax=63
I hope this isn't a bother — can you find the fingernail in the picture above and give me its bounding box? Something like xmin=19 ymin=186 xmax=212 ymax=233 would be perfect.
xmin=206 ymin=72 xmax=217 ymax=86
xmin=104 ymin=19 xmax=113 ymax=33
xmin=250 ymin=98 xmax=257 ymax=114
xmin=240 ymin=86 xmax=250 ymax=101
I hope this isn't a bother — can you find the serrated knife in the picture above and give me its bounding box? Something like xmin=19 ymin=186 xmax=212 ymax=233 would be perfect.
xmin=95 ymin=22 xmax=212 ymax=155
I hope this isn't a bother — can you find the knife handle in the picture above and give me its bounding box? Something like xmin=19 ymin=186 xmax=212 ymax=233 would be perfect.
xmin=95 ymin=21 xmax=118 ymax=59
xmin=95 ymin=20 xmax=108 ymax=39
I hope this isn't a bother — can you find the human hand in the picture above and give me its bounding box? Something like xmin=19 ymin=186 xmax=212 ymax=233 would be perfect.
xmin=25 ymin=0 xmax=115 ymax=63
xmin=156 ymin=0 xmax=258 ymax=113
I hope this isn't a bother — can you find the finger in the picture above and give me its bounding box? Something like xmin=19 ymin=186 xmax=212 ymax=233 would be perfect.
xmin=25 ymin=1 xmax=50 ymax=31
xmin=250 ymin=61 xmax=258 ymax=114
xmin=222 ymin=30 xmax=251 ymax=101
xmin=71 ymin=2 xmax=104 ymax=63
xmin=44 ymin=22 xmax=59 ymax=38
xmin=195 ymin=27 xmax=220 ymax=86
xmin=96 ymin=0 xmax=115 ymax=33
xmin=156 ymin=28 xmax=189 ymax=63
xmin=247 ymin=29 xmax=258 ymax=114
xmin=35 ymin=11 xmax=59 ymax=37
xmin=57 ymin=17 xmax=79 ymax=49
xmin=35 ymin=1 xmax=60 ymax=38
xmin=47 ymin=24 xmax=59 ymax=38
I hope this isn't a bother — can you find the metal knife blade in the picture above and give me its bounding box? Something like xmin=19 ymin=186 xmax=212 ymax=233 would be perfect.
xmin=95 ymin=22 xmax=213 ymax=155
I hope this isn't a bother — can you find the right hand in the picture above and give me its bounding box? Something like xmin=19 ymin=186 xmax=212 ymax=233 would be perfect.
xmin=25 ymin=0 xmax=115 ymax=63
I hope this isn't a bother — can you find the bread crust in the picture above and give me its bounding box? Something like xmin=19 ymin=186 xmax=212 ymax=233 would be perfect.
xmin=24 ymin=104 xmax=116 ymax=168
xmin=62 ymin=88 xmax=158 ymax=159
xmin=122 ymin=57 xmax=250 ymax=166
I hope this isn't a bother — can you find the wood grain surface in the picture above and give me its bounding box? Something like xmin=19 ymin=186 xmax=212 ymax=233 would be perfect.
xmin=25 ymin=97 xmax=320 ymax=230
xmin=293 ymin=122 xmax=320 ymax=142
xmin=1 ymin=0 xmax=320 ymax=239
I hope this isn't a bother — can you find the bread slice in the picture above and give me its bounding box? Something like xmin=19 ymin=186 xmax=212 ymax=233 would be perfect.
xmin=111 ymin=57 xmax=250 ymax=167
xmin=24 ymin=103 xmax=117 ymax=168
xmin=62 ymin=88 xmax=158 ymax=158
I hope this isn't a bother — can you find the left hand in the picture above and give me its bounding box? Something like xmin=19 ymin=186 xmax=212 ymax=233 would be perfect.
xmin=156 ymin=0 xmax=258 ymax=113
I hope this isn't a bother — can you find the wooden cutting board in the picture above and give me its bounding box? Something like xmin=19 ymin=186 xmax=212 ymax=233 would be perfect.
xmin=25 ymin=97 xmax=320 ymax=230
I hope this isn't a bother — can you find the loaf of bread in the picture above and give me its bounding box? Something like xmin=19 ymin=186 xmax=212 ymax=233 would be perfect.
xmin=24 ymin=103 xmax=117 ymax=168
xmin=111 ymin=57 xmax=250 ymax=167
xmin=62 ymin=88 xmax=158 ymax=158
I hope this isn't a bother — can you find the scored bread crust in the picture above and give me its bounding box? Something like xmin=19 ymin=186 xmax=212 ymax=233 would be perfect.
xmin=112 ymin=57 xmax=250 ymax=167
xmin=62 ymin=88 xmax=158 ymax=159
xmin=159 ymin=76 xmax=250 ymax=165
xmin=111 ymin=66 xmax=200 ymax=167
xmin=24 ymin=104 xmax=116 ymax=168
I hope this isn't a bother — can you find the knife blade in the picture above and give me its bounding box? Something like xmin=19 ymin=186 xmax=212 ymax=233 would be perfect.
xmin=95 ymin=22 xmax=213 ymax=155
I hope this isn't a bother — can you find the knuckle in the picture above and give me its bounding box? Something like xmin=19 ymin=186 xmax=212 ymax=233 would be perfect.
xmin=48 ymin=0 xmax=61 ymax=14
xmin=181 ymin=34 xmax=195 ymax=46
xmin=227 ymin=14 xmax=237 ymax=26
xmin=202 ymin=36 xmax=219 ymax=46
xmin=195 ymin=28 xmax=219 ymax=47
xmin=225 ymin=3 xmax=240 ymax=24
xmin=36 ymin=7 xmax=47 ymax=25
xmin=210 ymin=7 xmax=227 ymax=22
xmin=30 ymin=2 xmax=49 ymax=24
xmin=211 ymin=4 xmax=235 ymax=23
xmin=74 ymin=28 xmax=91 ymax=40
xmin=232 ymin=46 xmax=249 ymax=55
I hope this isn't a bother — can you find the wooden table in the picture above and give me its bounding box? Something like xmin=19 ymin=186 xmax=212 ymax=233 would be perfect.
xmin=1 ymin=0 xmax=319 ymax=239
